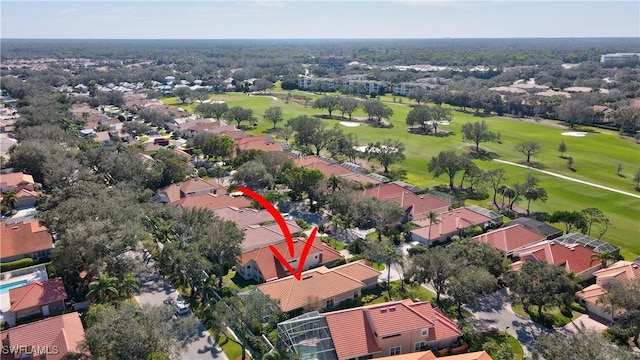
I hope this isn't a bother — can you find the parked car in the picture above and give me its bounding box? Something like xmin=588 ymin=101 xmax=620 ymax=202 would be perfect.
xmin=173 ymin=300 xmax=190 ymax=315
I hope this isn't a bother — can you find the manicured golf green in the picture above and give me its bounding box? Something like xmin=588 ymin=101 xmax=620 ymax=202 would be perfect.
xmin=161 ymin=92 xmax=640 ymax=258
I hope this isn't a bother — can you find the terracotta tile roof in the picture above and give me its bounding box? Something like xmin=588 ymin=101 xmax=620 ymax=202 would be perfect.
xmin=179 ymin=177 xmax=223 ymax=194
xmin=512 ymin=240 xmax=601 ymax=275
xmin=577 ymin=261 xmax=640 ymax=305
xmin=9 ymin=277 xmax=67 ymax=312
xmin=236 ymin=136 xmax=283 ymax=153
xmin=376 ymin=351 xmax=492 ymax=360
xmin=473 ymin=224 xmax=546 ymax=254
xmin=0 ymin=221 xmax=53 ymax=260
xmin=363 ymin=183 xmax=449 ymax=218
xmin=213 ymin=207 xmax=275 ymax=228
xmin=412 ymin=207 xmax=492 ymax=241
xmin=363 ymin=182 xmax=409 ymax=200
xmin=292 ymin=156 xmax=382 ymax=185
xmin=0 ymin=312 xmax=85 ymax=360
xmin=329 ymin=260 xmax=381 ymax=283
xmin=325 ymin=307 xmax=382 ymax=359
xmin=325 ymin=299 xmax=462 ymax=360
xmin=172 ymin=193 xmax=250 ymax=210
xmin=241 ymin=222 xmax=304 ymax=251
xmin=301 ymin=160 xmax=353 ymax=177
xmin=94 ymin=131 xmax=111 ymax=143
xmin=444 ymin=352 xmax=493 ymax=360
xmin=219 ymin=129 xmax=248 ymax=140
xmin=0 ymin=172 xmax=35 ymax=191
xmin=341 ymin=173 xmax=381 ymax=185
xmin=171 ymin=147 xmax=192 ymax=160
xmin=240 ymin=236 xmax=343 ymax=281
xmin=14 ymin=188 xmax=38 ymax=199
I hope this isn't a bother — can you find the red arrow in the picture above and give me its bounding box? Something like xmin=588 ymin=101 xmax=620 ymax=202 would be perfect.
xmin=235 ymin=187 xmax=318 ymax=280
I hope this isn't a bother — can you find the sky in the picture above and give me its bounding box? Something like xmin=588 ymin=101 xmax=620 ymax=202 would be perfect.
xmin=1 ymin=1 xmax=639 ymax=39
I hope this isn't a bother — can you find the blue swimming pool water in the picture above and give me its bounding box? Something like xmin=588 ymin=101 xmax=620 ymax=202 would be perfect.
xmin=0 ymin=280 xmax=28 ymax=294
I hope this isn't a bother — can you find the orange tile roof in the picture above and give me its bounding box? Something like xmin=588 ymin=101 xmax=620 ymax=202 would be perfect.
xmin=236 ymin=136 xmax=283 ymax=153
xmin=473 ymin=224 xmax=546 ymax=254
xmin=443 ymin=352 xmax=493 ymax=360
xmin=341 ymin=173 xmax=381 ymax=185
xmin=172 ymin=193 xmax=251 ymax=210
xmin=325 ymin=306 xmax=382 ymax=359
xmin=219 ymin=130 xmax=248 ymax=140
xmin=10 ymin=277 xmax=67 ymax=312
xmin=14 ymin=188 xmax=38 ymax=199
xmin=171 ymin=147 xmax=192 ymax=160
xmin=412 ymin=207 xmax=492 ymax=241
xmin=325 ymin=299 xmax=462 ymax=360
xmin=0 ymin=172 xmax=35 ymax=191
xmin=213 ymin=207 xmax=275 ymax=228
xmin=0 ymin=221 xmax=53 ymax=260
xmin=375 ymin=351 xmax=492 ymax=360
xmin=513 ymin=240 xmax=601 ymax=275
xmin=363 ymin=183 xmax=449 ymax=218
xmin=0 ymin=312 xmax=85 ymax=360
xmin=241 ymin=237 xmax=343 ymax=281
xmin=576 ymin=261 xmax=640 ymax=305
xmin=330 ymin=260 xmax=381 ymax=283
xmin=240 ymin=222 xmax=304 ymax=251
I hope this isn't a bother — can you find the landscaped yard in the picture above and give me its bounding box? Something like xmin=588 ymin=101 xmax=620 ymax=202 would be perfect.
xmin=217 ymin=331 xmax=244 ymax=360
xmin=161 ymin=92 xmax=640 ymax=259
xmin=360 ymin=280 xmax=435 ymax=305
xmin=223 ymin=270 xmax=257 ymax=293
xmin=511 ymin=302 xmax=582 ymax=328
xmin=470 ymin=330 xmax=524 ymax=360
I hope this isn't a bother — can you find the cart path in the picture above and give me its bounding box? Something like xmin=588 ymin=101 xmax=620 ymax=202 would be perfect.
xmin=493 ymin=159 xmax=640 ymax=199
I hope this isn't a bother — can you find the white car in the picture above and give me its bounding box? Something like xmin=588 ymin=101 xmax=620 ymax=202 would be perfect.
xmin=281 ymin=213 xmax=294 ymax=221
xmin=173 ymin=300 xmax=190 ymax=315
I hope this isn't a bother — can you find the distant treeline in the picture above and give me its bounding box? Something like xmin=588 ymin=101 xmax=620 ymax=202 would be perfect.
xmin=1 ymin=38 xmax=639 ymax=67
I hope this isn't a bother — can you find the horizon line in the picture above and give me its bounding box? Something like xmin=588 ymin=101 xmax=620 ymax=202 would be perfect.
xmin=2 ymin=36 xmax=639 ymax=41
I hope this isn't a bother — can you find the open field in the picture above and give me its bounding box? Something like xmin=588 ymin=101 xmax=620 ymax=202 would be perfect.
xmin=161 ymin=92 xmax=640 ymax=258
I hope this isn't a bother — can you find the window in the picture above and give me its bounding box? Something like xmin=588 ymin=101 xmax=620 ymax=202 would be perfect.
xmin=353 ymin=291 xmax=359 ymax=299
xmin=421 ymin=328 xmax=429 ymax=337
xmin=326 ymin=299 xmax=334 ymax=308
xmin=389 ymin=346 xmax=401 ymax=356
xmin=414 ymin=341 xmax=426 ymax=352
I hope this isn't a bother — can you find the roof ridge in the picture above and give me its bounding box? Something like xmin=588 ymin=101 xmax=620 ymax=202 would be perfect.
xmin=405 ymin=301 xmax=436 ymax=326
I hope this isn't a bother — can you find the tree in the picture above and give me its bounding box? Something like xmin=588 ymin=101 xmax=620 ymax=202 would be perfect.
xmin=1 ymin=191 xmax=17 ymax=214
xmin=202 ymin=135 xmax=235 ymax=160
xmin=118 ymin=272 xmax=140 ymax=300
xmin=198 ymin=217 xmax=244 ymax=289
xmin=408 ymin=246 xmax=455 ymax=303
xmin=461 ymin=120 xmax=496 ymax=152
xmin=514 ymin=141 xmax=542 ymax=164
xmin=216 ymin=291 xmax=281 ymax=360
xmin=278 ymin=125 xmax=295 ymax=143
xmin=365 ymin=138 xmax=406 ymax=173
xmin=362 ymin=99 xmax=393 ymax=124
xmin=617 ymin=163 xmax=623 ymax=176
xmin=338 ymin=97 xmax=359 ymax=120
xmin=327 ymin=131 xmax=359 ymax=163
xmin=253 ymin=79 xmax=274 ymax=92
xmin=611 ymin=106 xmax=640 ymax=135
xmin=264 ymin=106 xmax=283 ymax=130
xmin=485 ymin=168 xmax=507 ymax=209
xmin=505 ymin=261 xmax=574 ymax=315
xmin=567 ymin=156 xmax=574 ymax=170
xmin=427 ymin=151 xmax=473 ymax=189
xmin=532 ymin=330 xmax=639 ymax=360
xmin=426 ymin=211 xmax=440 ymax=236
xmin=590 ymin=251 xmax=617 ymax=269
xmin=558 ymin=100 xmax=593 ymax=129
xmin=173 ymin=87 xmax=193 ymax=104
xmin=634 ymin=168 xmax=640 ymax=189
xmin=407 ymin=87 xmax=429 ymax=105
xmin=365 ymin=238 xmax=401 ymax=287
xmin=281 ymin=166 xmax=324 ymax=201
xmin=581 ymin=207 xmax=609 ymax=237
xmin=600 ymin=279 xmax=640 ymax=347
xmin=196 ymin=102 xmax=228 ymax=120
xmin=445 ymin=266 xmax=498 ymax=315
xmin=550 ymin=210 xmax=588 ymax=234
xmin=232 ymin=160 xmax=274 ymax=190
xmin=459 ymin=162 xmax=485 ymax=192
xmin=429 ymin=105 xmax=453 ymax=134
xmin=521 ymin=174 xmax=548 ymax=215
xmin=557 ymin=141 xmax=567 ymax=158
xmin=87 ymin=273 xmax=120 ymax=303
xmin=312 ymin=95 xmax=341 ymax=117
xmin=309 ymin=123 xmax=342 ymax=156
xmin=227 ymin=106 xmax=256 ymax=128
xmin=405 ymin=105 xmax=431 ymax=132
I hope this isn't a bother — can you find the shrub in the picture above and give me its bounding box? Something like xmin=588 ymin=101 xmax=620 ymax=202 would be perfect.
xmin=328 ymin=258 xmax=347 ymax=268
xmin=0 ymin=257 xmax=34 ymax=272
xmin=570 ymin=301 xmax=588 ymax=314
xmin=295 ymin=218 xmax=311 ymax=230
xmin=360 ymin=294 xmax=377 ymax=303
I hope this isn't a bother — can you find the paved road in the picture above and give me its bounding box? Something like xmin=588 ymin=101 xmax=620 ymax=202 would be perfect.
xmin=133 ymin=251 xmax=228 ymax=360
xmin=494 ymin=159 xmax=640 ymax=199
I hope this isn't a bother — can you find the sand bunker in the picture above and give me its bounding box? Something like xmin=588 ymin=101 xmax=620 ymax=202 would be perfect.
xmin=562 ymin=132 xmax=588 ymax=137
xmin=354 ymin=145 xmax=397 ymax=153
xmin=340 ymin=121 xmax=361 ymax=127
xmin=425 ymin=120 xmax=451 ymax=126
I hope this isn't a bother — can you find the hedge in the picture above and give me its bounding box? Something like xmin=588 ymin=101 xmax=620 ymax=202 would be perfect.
xmin=0 ymin=258 xmax=34 ymax=272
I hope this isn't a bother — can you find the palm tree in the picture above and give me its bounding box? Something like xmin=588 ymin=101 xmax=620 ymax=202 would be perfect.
xmin=590 ymin=251 xmax=616 ymax=269
xmin=118 ymin=272 xmax=140 ymax=299
xmin=87 ymin=273 xmax=120 ymax=303
xmin=1 ymin=191 xmax=17 ymax=213
xmin=426 ymin=211 xmax=440 ymax=241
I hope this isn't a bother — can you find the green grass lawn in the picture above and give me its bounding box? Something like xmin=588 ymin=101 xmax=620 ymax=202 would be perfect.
xmin=222 ymin=270 xmax=257 ymax=293
xmin=511 ymin=302 xmax=581 ymax=328
xmin=323 ymin=237 xmax=345 ymax=251
xmin=160 ymin=93 xmax=640 ymax=258
xmin=472 ymin=330 xmax=524 ymax=360
xmin=217 ymin=331 xmax=244 ymax=360
xmin=361 ymin=280 xmax=435 ymax=305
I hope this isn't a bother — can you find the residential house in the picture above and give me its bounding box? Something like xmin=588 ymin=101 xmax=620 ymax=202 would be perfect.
xmin=465 ymin=205 xmax=503 ymax=227
xmin=171 ymin=192 xmax=252 ymax=211
xmin=12 ymin=188 xmax=38 ymax=209
xmin=0 ymin=221 xmax=53 ymax=263
xmin=257 ymin=261 xmax=379 ymax=313
xmin=277 ymin=299 xmax=462 ymax=360
xmin=576 ymin=261 xmax=640 ymax=321
xmin=553 ymin=232 xmax=621 ymax=257
xmin=363 ymin=183 xmax=450 ymax=221
xmin=591 ymin=105 xmax=614 ymax=124
xmin=0 ymin=312 xmax=86 ymax=360
xmin=411 ymin=207 xmax=493 ymax=245
xmin=238 ymin=237 xmax=343 ymax=282
xmin=94 ymin=131 xmax=113 ymax=146
xmin=292 ymin=156 xmax=382 ymax=186
xmin=236 ymin=135 xmax=284 ymax=155
xmin=213 ymin=207 xmax=275 ymax=228
xmin=181 ymin=120 xmax=237 ymax=138
xmin=472 ymin=224 xmax=547 ymax=257
xmin=502 ymin=217 xmax=563 ymax=240
xmin=510 ymin=240 xmax=603 ymax=280
xmin=9 ymin=278 xmax=67 ymax=321
xmin=0 ymin=172 xmax=35 ymax=193
xmin=153 ymin=177 xmax=227 ymax=204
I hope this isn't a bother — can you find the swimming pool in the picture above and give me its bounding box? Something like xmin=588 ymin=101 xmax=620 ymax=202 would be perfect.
xmin=0 ymin=280 xmax=28 ymax=294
